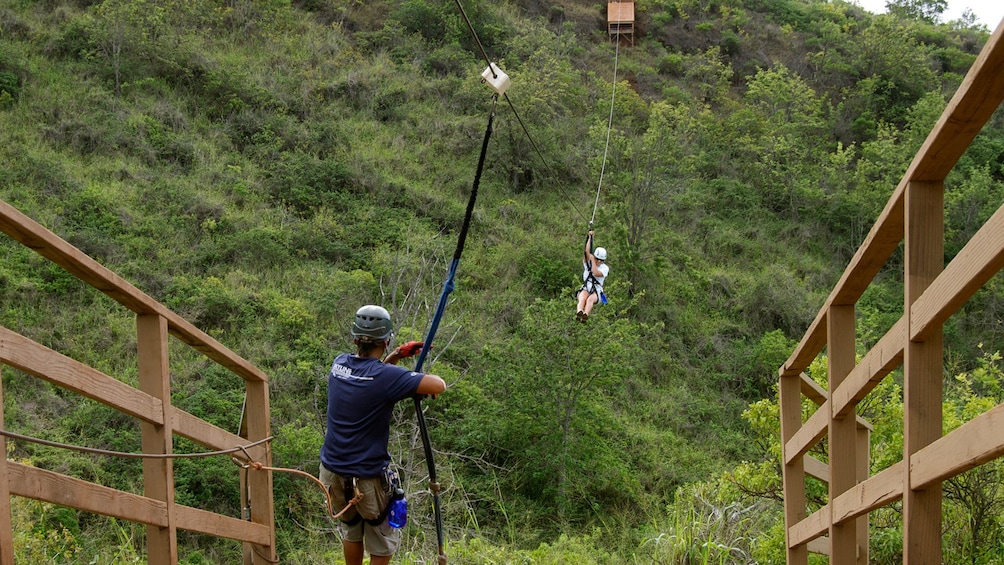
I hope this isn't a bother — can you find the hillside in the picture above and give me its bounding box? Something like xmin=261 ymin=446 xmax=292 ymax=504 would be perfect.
xmin=1 ymin=0 xmax=1002 ymax=562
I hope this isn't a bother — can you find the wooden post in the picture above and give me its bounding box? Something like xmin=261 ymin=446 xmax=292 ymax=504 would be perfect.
xmin=903 ymin=180 xmax=944 ymax=562
xmin=242 ymin=381 xmax=276 ymax=564
xmin=0 ymin=365 xmax=14 ymax=563
xmin=137 ymin=314 xmax=178 ymax=565
xmin=780 ymin=371 xmax=808 ymax=565
xmin=856 ymin=422 xmax=870 ymax=563
xmin=828 ymin=304 xmax=862 ymax=562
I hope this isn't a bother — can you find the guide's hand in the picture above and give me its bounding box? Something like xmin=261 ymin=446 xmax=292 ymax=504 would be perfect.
xmin=395 ymin=341 xmax=425 ymax=358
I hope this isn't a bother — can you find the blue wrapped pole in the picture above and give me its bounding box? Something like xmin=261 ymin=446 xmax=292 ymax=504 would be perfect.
xmin=412 ymin=94 xmax=497 ymax=565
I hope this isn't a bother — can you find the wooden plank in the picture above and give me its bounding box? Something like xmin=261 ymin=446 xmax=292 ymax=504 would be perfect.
xmin=785 ymin=402 xmax=829 ymax=464
xmin=0 ymin=370 xmax=14 ymax=563
xmin=171 ymin=408 xmax=267 ymax=462
xmin=832 ymin=318 xmax=905 ymax=418
xmin=911 ymin=204 xmax=1004 ymax=342
xmin=902 ymin=180 xmax=944 ymax=564
xmin=800 ymin=372 xmax=828 ymax=405
xmin=0 ymin=326 xmax=164 ymax=424
xmin=607 ymin=2 xmax=634 ymax=22
xmin=789 ymin=505 xmax=829 ymax=548
xmin=827 ymin=305 xmax=860 ymax=563
xmin=806 ymin=536 xmax=829 ymax=555
xmin=910 ymin=21 xmax=1004 ymax=181
xmin=8 ymin=461 xmax=270 ymax=545
xmin=780 ymin=373 xmax=809 ymax=565
xmin=242 ymin=380 xmax=276 ymax=562
xmin=138 ymin=314 xmax=177 ymax=565
xmin=175 ymin=505 xmax=271 ymax=545
xmin=8 ymin=461 xmax=168 ymax=526
xmin=832 ymin=462 xmax=904 ymax=523
xmin=911 ymin=401 xmax=1004 ymax=488
xmin=0 ymin=201 xmax=267 ymax=384
xmin=805 ymin=454 xmax=829 ymax=483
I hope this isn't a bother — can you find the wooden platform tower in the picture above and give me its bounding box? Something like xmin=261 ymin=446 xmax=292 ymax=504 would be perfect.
xmin=607 ymin=2 xmax=634 ymax=46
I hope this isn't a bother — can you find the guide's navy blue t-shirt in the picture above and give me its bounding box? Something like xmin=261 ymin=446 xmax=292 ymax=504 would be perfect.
xmin=320 ymin=353 xmax=425 ymax=477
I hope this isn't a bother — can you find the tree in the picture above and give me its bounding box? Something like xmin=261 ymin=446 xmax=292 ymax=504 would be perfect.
xmin=885 ymin=0 xmax=947 ymax=23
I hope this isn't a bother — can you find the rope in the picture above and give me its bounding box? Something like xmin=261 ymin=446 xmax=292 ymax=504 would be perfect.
xmin=592 ymin=36 xmax=621 ymax=224
xmin=0 ymin=428 xmax=272 ymax=459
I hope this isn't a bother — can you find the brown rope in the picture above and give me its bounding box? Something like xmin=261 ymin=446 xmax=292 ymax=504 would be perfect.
xmin=237 ymin=460 xmax=363 ymax=521
xmin=0 ymin=428 xmax=272 ymax=459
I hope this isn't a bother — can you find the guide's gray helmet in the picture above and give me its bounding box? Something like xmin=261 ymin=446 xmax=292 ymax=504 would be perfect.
xmin=351 ymin=305 xmax=394 ymax=342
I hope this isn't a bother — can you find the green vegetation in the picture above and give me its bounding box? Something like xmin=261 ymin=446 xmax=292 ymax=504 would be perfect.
xmin=1 ymin=0 xmax=1003 ymax=562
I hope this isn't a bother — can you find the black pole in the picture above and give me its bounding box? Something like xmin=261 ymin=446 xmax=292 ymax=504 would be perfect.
xmin=413 ymin=94 xmax=497 ymax=565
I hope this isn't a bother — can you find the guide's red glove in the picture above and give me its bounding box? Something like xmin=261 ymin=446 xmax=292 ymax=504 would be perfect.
xmin=395 ymin=341 xmax=425 ymax=358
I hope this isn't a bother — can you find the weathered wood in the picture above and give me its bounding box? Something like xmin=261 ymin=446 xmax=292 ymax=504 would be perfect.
xmin=9 ymin=461 xmax=168 ymax=525
xmin=175 ymin=505 xmax=271 ymax=545
xmin=902 ymin=180 xmax=944 ymax=563
xmin=911 ymin=204 xmax=1004 ymax=342
xmin=788 ymin=505 xmax=829 ymax=548
xmin=7 ymin=462 xmax=271 ymax=544
xmin=780 ymin=372 xmax=808 ymax=564
xmin=911 ymin=401 xmax=1004 ymax=488
xmin=138 ymin=314 xmax=178 ymax=565
xmin=0 ymin=370 xmax=14 ymax=564
xmin=242 ymin=380 xmax=276 ymax=563
xmin=804 ymin=454 xmax=828 ymax=483
xmin=0 ymin=326 xmax=163 ymax=424
xmin=831 ymin=318 xmax=905 ymax=418
xmin=832 ymin=462 xmax=904 ymax=524
xmin=0 ymin=201 xmax=267 ymax=384
xmin=784 ymin=402 xmax=828 ymax=464
xmin=828 ymin=304 xmax=859 ymax=562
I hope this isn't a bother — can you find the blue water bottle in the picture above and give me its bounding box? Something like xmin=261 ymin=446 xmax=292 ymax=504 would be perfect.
xmin=388 ymin=488 xmax=407 ymax=528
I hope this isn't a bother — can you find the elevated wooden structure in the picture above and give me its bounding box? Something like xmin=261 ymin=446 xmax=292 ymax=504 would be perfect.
xmin=607 ymin=2 xmax=634 ymax=46
xmin=779 ymin=19 xmax=1004 ymax=563
xmin=0 ymin=201 xmax=276 ymax=564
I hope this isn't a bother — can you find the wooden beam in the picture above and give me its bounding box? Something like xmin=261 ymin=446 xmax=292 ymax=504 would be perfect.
xmin=8 ymin=462 xmax=271 ymax=545
xmin=805 ymin=454 xmax=829 ymax=483
xmin=0 ymin=370 xmax=14 ymax=563
xmin=0 ymin=201 xmax=268 ymax=384
xmin=909 ymin=21 xmax=1004 ymax=181
xmin=138 ymin=314 xmax=177 ymax=565
xmin=902 ymin=180 xmax=944 ymax=563
xmin=785 ymin=402 xmax=829 ymax=464
xmin=911 ymin=203 xmax=1004 ymax=342
xmin=175 ymin=505 xmax=271 ymax=545
xmin=9 ymin=462 xmax=168 ymax=525
xmin=780 ymin=372 xmax=809 ymax=565
xmin=911 ymin=401 xmax=1004 ymax=488
xmin=789 ymin=505 xmax=829 ymax=548
xmin=832 ymin=462 xmax=904 ymax=524
xmin=832 ymin=318 xmax=905 ymax=418
xmin=828 ymin=305 xmax=860 ymax=563
xmin=0 ymin=326 xmax=163 ymax=424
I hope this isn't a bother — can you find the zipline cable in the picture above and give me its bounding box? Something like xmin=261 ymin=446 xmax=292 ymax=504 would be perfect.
xmin=592 ymin=36 xmax=621 ymax=224
xmin=453 ymin=0 xmax=590 ymax=225
xmin=411 ymin=93 xmax=498 ymax=565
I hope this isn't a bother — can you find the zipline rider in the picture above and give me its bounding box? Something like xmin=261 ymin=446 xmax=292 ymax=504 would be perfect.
xmin=576 ymin=229 xmax=609 ymax=323
xmin=319 ymin=305 xmax=447 ymax=565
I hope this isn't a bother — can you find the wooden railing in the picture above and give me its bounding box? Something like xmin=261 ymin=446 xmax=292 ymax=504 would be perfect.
xmin=0 ymin=201 xmax=276 ymax=564
xmin=779 ymin=17 xmax=1004 ymax=564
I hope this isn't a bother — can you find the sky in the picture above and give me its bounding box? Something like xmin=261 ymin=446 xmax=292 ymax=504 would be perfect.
xmin=851 ymin=0 xmax=1002 ymax=30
